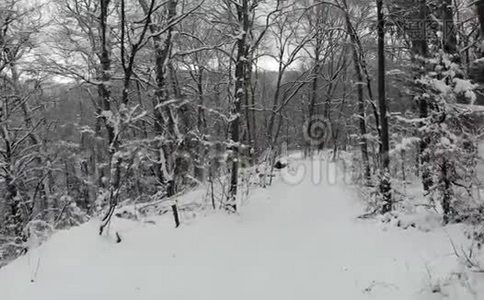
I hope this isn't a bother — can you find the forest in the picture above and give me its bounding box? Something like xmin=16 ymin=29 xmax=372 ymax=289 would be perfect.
xmin=2 ymin=0 xmax=484 ymax=297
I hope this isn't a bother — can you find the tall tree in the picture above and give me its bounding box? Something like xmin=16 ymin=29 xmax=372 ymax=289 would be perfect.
xmin=341 ymin=0 xmax=371 ymax=182
xmin=227 ymin=0 xmax=251 ymax=211
xmin=377 ymin=0 xmax=392 ymax=212
xmin=138 ymin=0 xmax=185 ymax=227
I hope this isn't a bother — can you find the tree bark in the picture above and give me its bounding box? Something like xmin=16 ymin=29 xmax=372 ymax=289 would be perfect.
xmin=377 ymin=0 xmax=392 ymax=213
xmin=477 ymin=0 xmax=484 ymax=56
xmin=139 ymin=0 xmax=181 ymax=226
xmin=440 ymin=0 xmax=457 ymax=55
xmin=98 ymin=0 xmax=121 ymax=235
xmin=139 ymin=0 xmax=179 ymax=192
xmin=343 ymin=1 xmax=371 ymax=183
xmin=228 ymin=0 xmax=250 ymax=211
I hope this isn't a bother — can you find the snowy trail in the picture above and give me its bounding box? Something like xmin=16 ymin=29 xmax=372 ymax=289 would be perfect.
xmin=0 ymin=158 xmax=472 ymax=299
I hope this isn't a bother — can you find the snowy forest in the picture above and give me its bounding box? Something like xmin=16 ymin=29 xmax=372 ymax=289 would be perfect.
xmin=2 ymin=0 xmax=484 ymax=298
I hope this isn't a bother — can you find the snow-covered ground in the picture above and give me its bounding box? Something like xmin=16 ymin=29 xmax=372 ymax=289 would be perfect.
xmin=1 ymin=156 xmax=483 ymax=299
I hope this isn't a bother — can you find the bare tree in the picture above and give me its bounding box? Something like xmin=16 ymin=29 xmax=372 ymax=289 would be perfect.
xmin=377 ymin=0 xmax=392 ymax=212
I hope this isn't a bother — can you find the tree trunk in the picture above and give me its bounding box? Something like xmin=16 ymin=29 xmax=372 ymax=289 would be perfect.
xmin=440 ymin=0 xmax=457 ymax=55
xmin=227 ymin=0 xmax=251 ymax=211
xmin=441 ymin=159 xmax=452 ymax=224
xmin=377 ymin=0 xmax=392 ymax=213
xmin=413 ymin=0 xmax=432 ymax=193
xmin=477 ymin=0 xmax=484 ymax=40
xmin=229 ymin=3 xmax=245 ymax=210
xmin=194 ymin=68 xmax=206 ymax=181
xmin=477 ymin=0 xmax=484 ymax=57
xmin=140 ymin=0 xmax=181 ymax=227
xmin=308 ymin=46 xmax=321 ymax=153
xmin=343 ymin=4 xmax=371 ymax=183
xmin=139 ymin=0 xmax=179 ymax=190
xmin=98 ymin=0 xmax=124 ymax=235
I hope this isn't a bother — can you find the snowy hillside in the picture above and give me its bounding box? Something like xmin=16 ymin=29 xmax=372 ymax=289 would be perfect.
xmin=4 ymin=0 xmax=484 ymax=299
xmin=1 ymin=157 xmax=483 ymax=300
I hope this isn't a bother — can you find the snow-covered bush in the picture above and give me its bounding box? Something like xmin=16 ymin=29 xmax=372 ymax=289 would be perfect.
xmin=415 ymin=52 xmax=479 ymax=223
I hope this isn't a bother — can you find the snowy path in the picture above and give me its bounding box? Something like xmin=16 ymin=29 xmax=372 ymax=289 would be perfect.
xmin=0 ymin=159 xmax=473 ymax=299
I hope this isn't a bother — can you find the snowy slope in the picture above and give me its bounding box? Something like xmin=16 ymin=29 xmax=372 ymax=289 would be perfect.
xmin=0 ymin=157 xmax=483 ymax=299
